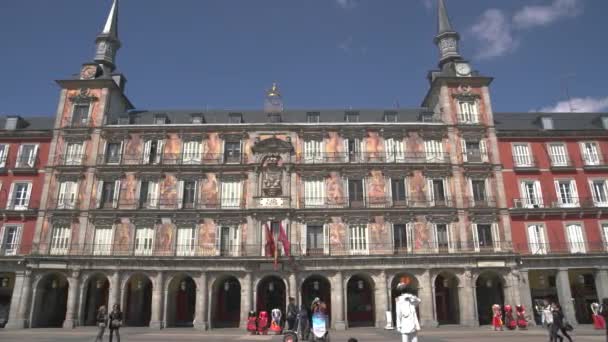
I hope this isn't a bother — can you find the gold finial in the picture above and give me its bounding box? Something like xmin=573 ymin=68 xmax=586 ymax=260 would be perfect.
xmin=267 ymin=82 xmax=280 ymax=97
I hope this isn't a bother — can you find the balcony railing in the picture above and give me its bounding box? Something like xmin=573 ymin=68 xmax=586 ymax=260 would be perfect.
xmin=28 ymin=241 xmax=514 ymax=258
xmin=548 ymin=156 xmax=574 ymax=169
xmin=581 ymin=154 xmax=608 ymax=169
xmin=467 ymin=197 xmax=497 ymax=208
xmin=96 ymin=153 xmax=245 ymax=166
xmin=516 ymin=242 xmax=608 ymax=255
xmin=300 ymin=197 xmax=454 ymax=209
xmin=48 ymin=198 xmax=79 ymax=210
xmin=68 ymin=117 xmax=90 ymax=128
xmin=3 ymin=199 xmax=39 ymax=211
xmin=463 ymin=151 xmax=489 ymax=163
xmin=92 ymin=198 xmax=245 ymax=210
xmin=13 ymin=156 xmax=39 ymax=170
xmin=512 ymin=156 xmax=538 ymax=171
xmin=55 ymin=154 xmax=85 ymax=166
xmin=512 ymin=197 xmax=605 ymax=209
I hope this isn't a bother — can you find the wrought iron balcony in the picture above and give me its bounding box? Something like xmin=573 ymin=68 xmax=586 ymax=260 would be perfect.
xmin=581 ymin=154 xmax=608 ymax=171
xmin=299 ymin=197 xmax=453 ymax=209
xmin=298 ymin=152 xmax=450 ymax=164
xmin=96 ymin=152 xmax=245 ymax=166
xmin=467 ymin=197 xmax=497 ymax=208
xmin=512 ymin=197 xmax=606 ymax=209
xmin=48 ymin=198 xmax=79 ymax=210
xmin=463 ymin=150 xmax=489 ymax=163
xmin=548 ymin=156 xmax=575 ymax=171
xmin=91 ymin=197 xmax=245 ymax=210
xmin=3 ymin=199 xmax=39 ymax=211
xmin=55 ymin=153 xmax=85 ymax=166
xmin=516 ymin=242 xmax=608 ymax=256
xmin=512 ymin=156 xmax=539 ymax=172
xmin=13 ymin=155 xmax=39 ymax=172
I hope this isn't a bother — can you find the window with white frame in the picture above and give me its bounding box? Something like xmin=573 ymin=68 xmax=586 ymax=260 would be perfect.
xmin=303 ymin=140 xmax=324 ymax=163
xmin=0 ymin=225 xmax=21 ymax=256
xmin=71 ymin=103 xmax=90 ymax=126
xmin=6 ymin=182 xmax=32 ymax=210
xmin=432 ymin=223 xmax=453 ymax=252
xmin=393 ymin=223 xmax=413 ymax=253
xmin=0 ymin=144 xmax=9 ymax=168
xmin=176 ymin=226 xmax=196 ymax=256
xmin=348 ymin=224 xmax=368 ymax=255
xmin=93 ymin=226 xmax=114 ymax=256
xmin=424 ymin=140 xmax=444 ymax=162
xmin=384 ymin=138 xmax=405 ymax=162
xmin=391 ymin=178 xmax=407 ymax=204
xmin=527 ymin=224 xmax=547 ymax=255
xmin=601 ymin=223 xmax=608 ymax=251
xmin=304 ymin=179 xmax=325 ymax=207
xmin=305 ymin=224 xmax=328 ymax=255
xmin=96 ymin=179 xmax=121 ymax=209
xmin=462 ymin=139 xmax=488 ymax=163
xmin=555 ymin=179 xmax=579 ymax=207
xmin=220 ymin=180 xmax=242 ymax=209
xmin=138 ymin=180 xmax=160 ymax=209
xmin=590 ymin=179 xmax=608 ymax=207
xmin=142 ymin=139 xmax=165 ymax=165
xmin=104 ymin=142 xmax=123 ymax=164
xmin=134 ymin=227 xmax=154 ymax=256
xmin=50 ymin=226 xmax=71 ymax=255
xmin=178 ymin=180 xmax=198 ymax=209
xmin=519 ymin=180 xmax=543 ymax=208
xmin=512 ymin=143 xmax=532 ymax=167
xmin=15 ymin=144 xmax=38 ymax=168
xmin=427 ymin=178 xmax=448 ymax=206
xmin=458 ymin=101 xmax=479 ymax=124
xmin=472 ymin=223 xmax=500 ymax=252
xmin=345 ymin=138 xmax=362 ymax=162
xmin=64 ymin=142 xmax=84 ymax=166
xmin=182 ymin=140 xmax=202 ymax=164
xmin=57 ymin=181 xmax=79 ymax=210
xmin=223 ymin=141 xmax=241 ymax=163
xmin=548 ymin=143 xmax=569 ymax=166
xmin=565 ymin=223 xmax=586 ymax=254
xmin=218 ymin=225 xmax=240 ymax=256
xmin=470 ymin=178 xmax=488 ymax=206
xmin=581 ymin=142 xmax=601 ymax=165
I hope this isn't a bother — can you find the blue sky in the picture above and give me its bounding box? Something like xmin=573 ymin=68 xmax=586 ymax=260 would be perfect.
xmin=0 ymin=0 xmax=606 ymax=116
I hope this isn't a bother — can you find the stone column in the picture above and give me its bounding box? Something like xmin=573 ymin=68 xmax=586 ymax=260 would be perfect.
xmin=595 ymin=268 xmax=608 ymax=301
xmin=288 ymin=273 xmax=297 ymax=304
xmin=108 ymin=271 xmax=120 ymax=310
xmin=6 ymin=270 xmax=32 ymax=329
xmin=556 ymin=268 xmax=577 ymax=325
xmin=518 ymin=270 xmax=535 ymax=326
xmin=503 ymin=271 xmax=520 ymax=308
xmin=63 ymin=270 xmax=81 ymax=328
xmin=331 ymin=271 xmax=346 ymax=330
xmin=458 ymin=269 xmax=477 ymax=327
xmin=149 ymin=272 xmax=164 ymax=329
xmin=194 ymin=272 xmax=208 ymax=330
xmin=374 ymin=271 xmax=388 ymax=328
xmin=417 ymin=270 xmax=437 ymax=327
xmin=240 ymin=272 xmax=252 ymax=328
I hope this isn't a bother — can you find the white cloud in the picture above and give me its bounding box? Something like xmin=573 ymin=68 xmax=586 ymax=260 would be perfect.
xmin=335 ymin=0 xmax=357 ymax=9
xmin=338 ymin=36 xmax=354 ymax=52
xmin=470 ymin=9 xmax=519 ymax=60
xmin=513 ymin=0 xmax=583 ymax=29
xmin=539 ymin=96 xmax=608 ymax=113
xmin=422 ymin=0 xmax=433 ymax=10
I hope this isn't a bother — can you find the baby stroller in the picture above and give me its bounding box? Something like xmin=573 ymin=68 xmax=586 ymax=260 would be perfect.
xmin=310 ymin=312 xmax=330 ymax=342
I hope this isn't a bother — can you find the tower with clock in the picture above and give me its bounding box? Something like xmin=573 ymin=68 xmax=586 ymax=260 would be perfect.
xmin=265 ymin=82 xmax=284 ymax=114
xmin=433 ymin=0 xmax=471 ymax=78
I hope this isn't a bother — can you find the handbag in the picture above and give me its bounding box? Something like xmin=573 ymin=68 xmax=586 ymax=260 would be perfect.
xmin=99 ymin=322 xmax=106 ymax=328
xmin=111 ymin=319 xmax=122 ymax=328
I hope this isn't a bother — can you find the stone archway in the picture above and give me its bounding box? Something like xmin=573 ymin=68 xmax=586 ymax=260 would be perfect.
xmin=0 ymin=273 xmax=15 ymax=328
xmin=32 ymin=273 xmax=69 ymax=327
xmin=435 ymin=272 xmax=460 ymax=325
xmin=390 ymin=273 xmax=419 ymax=326
xmin=212 ymin=276 xmax=241 ymax=328
xmin=256 ymin=276 xmax=287 ymax=317
xmin=124 ymin=274 xmax=152 ymax=327
xmin=347 ymin=274 xmax=375 ymax=327
xmin=166 ymin=275 xmax=196 ymax=327
xmin=301 ymin=275 xmax=332 ymax=321
xmin=83 ymin=273 xmax=110 ymax=326
xmin=476 ymin=271 xmax=505 ymax=326
xmin=569 ymin=270 xmax=598 ymax=324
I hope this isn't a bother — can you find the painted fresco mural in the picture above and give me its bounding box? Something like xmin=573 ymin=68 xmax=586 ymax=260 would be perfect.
xmin=198 ymin=218 xmax=217 ymax=255
xmin=163 ymin=133 xmax=181 ymax=163
xmin=367 ymin=170 xmax=387 ymax=204
xmin=325 ymin=132 xmax=343 ymax=160
xmin=123 ymin=133 xmax=143 ymax=165
xmin=326 ymin=172 xmax=346 ymax=205
xmin=365 ymin=132 xmax=383 ymax=161
xmin=156 ymin=220 xmax=174 ymax=255
xmin=200 ymin=173 xmax=219 ymax=207
xmin=328 ymin=217 xmax=347 ymax=253
xmin=160 ymin=174 xmax=178 ymax=208
xmin=59 ymin=88 xmax=104 ymax=128
xmin=204 ymin=133 xmax=222 ymax=163
xmin=122 ymin=173 xmax=138 ymax=207
xmin=369 ymin=216 xmax=388 ymax=251
xmin=113 ymin=219 xmax=132 ymax=255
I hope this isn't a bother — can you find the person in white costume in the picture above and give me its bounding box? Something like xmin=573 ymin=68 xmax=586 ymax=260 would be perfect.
xmin=395 ymin=282 xmax=421 ymax=342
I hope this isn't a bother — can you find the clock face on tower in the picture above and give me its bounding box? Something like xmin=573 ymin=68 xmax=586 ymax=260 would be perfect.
xmin=455 ymin=63 xmax=471 ymax=76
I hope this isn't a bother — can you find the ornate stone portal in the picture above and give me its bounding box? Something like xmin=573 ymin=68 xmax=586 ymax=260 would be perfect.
xmin=252 ymin=136 xmax=294 ymax=208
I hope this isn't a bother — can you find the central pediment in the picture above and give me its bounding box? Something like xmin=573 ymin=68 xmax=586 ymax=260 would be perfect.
xmin=251 ymin=137 xmax=294 ymax=154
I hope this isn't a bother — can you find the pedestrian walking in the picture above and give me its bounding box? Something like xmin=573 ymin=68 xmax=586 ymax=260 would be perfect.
xmin=601 ymin=298 xmax=608 ymax=342
xmin=108 ymin=304 xmax=123 ymax=342
xmin=95 ymin=305 xmax=108 ymax=342
xmin=550 ymin=303 xmax=565 ymax=342
xmin=286 ymin=297 xmax=297 ymax=331
xmin=541 ymin=300 xmax=555 ymax=340
xmin=555 ymin=304 xmax=573 ymax=342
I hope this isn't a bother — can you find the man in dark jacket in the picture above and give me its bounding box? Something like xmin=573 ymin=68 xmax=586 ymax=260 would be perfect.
xmin=601 ymin=298 xmax=608 ymax=342
xmin=550 ymin=304 xmax=564 ymax=342
xmin=286 ymin=297 xmax=297 ymax=330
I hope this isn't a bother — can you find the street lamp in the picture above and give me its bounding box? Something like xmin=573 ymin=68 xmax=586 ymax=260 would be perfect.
xmin=577 ymin=274 xmax=585 ymax=285
xmin=486 ymin=279 xmax=492 ymax=288
xmin=313 ymin=281 xmax=319 ymax=291
xmin=357 ymin=280 xmax=364 ymax=290
xmin=96 ymin=279 xmax=103 ymax=289
xmin=443 ymin=278 xmax=449 ymax=288
xmin=269 ymin=282 xmax=275 ymax=292
xmin=224 ymin=281 xmax=230 ymax=292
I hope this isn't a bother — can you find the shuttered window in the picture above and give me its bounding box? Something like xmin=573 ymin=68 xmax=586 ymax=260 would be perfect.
xmin=1 ymin=225 xmax=21 ymax=256
xmin=513 ymin=144 xmax=532 ymax=167
xmin=220 ymin=181 xmax=242 ymax=209
xmin=65 ymin=143 xmax=84 ymax=165
xmin=304 ymin=179 xmax=325 ymax=207
xmin=602 ymin=224 xmax=608 ymax=252
xmin=590 ymin=180 xmax=608 ymax=207
xmin=218 ymin=225 xmax=240 ymax=256
xmin=50 ymin=226 xmax=71 ymax=255
xmin=7 ymin=182 xmax=32 ymax=210
xmin=527 ymin=224 xmax=547 ymax=255
xmin=458 ymin=101 xmax=479 ymax=124
xmin=182 ymin=140 xmax=202 ymax=164
xmin=581 ymin=142 xmax=600 ymax=165
xmin=57 ymin=181 xmax=79 ymax=209
xmin=93 ymin=227 xmax=114 ymax=256
xmin=548 ymin=143 xmax=568 ymax=166
xmin=555 ymin=180 xmax=579 ymax=207
xmin=384 ymin=138 xmax=405 ymax=162
xmin=16 ymin=144 xmax=38 ymax=168
xmin=0 ymin=144 xmax=8 ymax=168
xmin=176 ymin=227 xmax=196 ymax=256
xmin=520 ymin=181 xmax=543 ymax=208
xmin=348 ymin=224 xmax=368 ymax=255
xmin=142 ymin=139 xmax=164 ymax=165
xmin=424 ymin=140 xmax=443 ymax=162
xmin=303 ymin=140 xmax=323 ymax=163
xmin=566 ymin=224 xmax=586 ymax=254
xmin=134 ymin=227 xmax=154 ymax=256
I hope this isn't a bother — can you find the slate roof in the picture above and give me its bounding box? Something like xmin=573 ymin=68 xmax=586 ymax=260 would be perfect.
xmin=494 ymin=112 xmax=608 ymax=132
xmin=0 ymin=116 xmax=55 ymax=132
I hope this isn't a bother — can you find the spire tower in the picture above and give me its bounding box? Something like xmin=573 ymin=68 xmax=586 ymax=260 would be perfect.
xmin=94 ymin=0 xmax=121 ymax=74
xmin=434 ymin=0 xmax=462 ymax=68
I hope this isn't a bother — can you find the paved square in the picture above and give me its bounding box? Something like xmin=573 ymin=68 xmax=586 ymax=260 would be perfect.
xmin=0 ymin=326 xmax=606 ymax=342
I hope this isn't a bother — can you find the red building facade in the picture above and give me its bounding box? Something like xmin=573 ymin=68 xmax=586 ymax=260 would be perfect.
xmin=497 ymin=112 xmax=608 ymax=324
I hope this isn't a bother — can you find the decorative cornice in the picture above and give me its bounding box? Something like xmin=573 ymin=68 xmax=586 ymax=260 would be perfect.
xmin=61 ymin=134 xmax=91 ymax=142
xmin=218 ymin=172 xmax=247 ymax=181
xmin=101 ymin=131 xmax=129 ymax=142
xmin=68 ymin=88 xmax=99 ymax=103
xmin=219 ymin=132 xmax=249 ymax=140
xmin=422 ymin=169 xmax=452 ymax=178
xmin=425 ymin=214 xmax=458 ymax=224
xmin=56 ymin=173 xmax=84 ymax=182
xmin=340 ymin=129 xmax=366 ymax=139
xmin=468 ymin=212 xmax=499 ymax=223
xmin=417 ymin=128 xmax=448 ymax=140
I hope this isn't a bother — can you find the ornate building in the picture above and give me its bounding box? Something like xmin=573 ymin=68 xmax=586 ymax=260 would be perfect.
xmin=2 ymin=0 xmax=606 ymax=331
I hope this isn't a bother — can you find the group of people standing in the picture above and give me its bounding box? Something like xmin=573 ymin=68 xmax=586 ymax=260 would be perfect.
xmin=94 ymin=304 xmax=123 ymax=342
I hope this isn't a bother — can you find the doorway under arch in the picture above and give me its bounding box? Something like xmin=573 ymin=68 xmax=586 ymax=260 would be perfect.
xmin=166 ymin=275 xmax=196 ymax=327
xmin=435 ymin=273 xmax=460 ymax=325
xmin=476 ymin=272 xmax=504 ymax=326
xmin=390 ymin=273 xmax=419 ymax=326
xmin=347 ymin=274 xmax=375 ymax=327
xmin=212 ymin=276 xmax=241 ymax=328
xmin=301 ymin=275 xmax=332 ymax=321
xmin=83 ymin=274 xmax=109 ymax=326
xmin=0 ymin=273 xmax=15 ymax=328
xmin=32 ymin=273 xmax=69 ymax=327
xmin=124 ymin=274 xmax=152 ymax=327
xmin=257 ymin=276 xmax=286 ymax=317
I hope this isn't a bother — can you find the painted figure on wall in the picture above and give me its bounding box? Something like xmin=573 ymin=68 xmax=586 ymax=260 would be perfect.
xmin=204 ymin=133 xmax=222 ymax=162
xmin=114 ymin=221 xmax=131 ymax=253
xmin=199 ymin=219 xmax=216 ymax=254
xmin=370 ymin=216 xmax=387 ymax=247
xmin=123 ymin=173 xmax=137 ymax=206
xmin=410 ymin=172 xmax=426 ymax=206
xmin=157 ymin=222 xmax=174 ymax=254
xmin=413 ymin=221 xmax=429 ymax=251
xmin=368 ymin=170 xmax=386 ymax=204
xmin=262 ymin=156 xmax=282 ymax=197
xmin=124 ymin=134 xmax=142 ymax=164
xmin=366 ymin=132 xmax=383 ymax=161
xmin=326 ymin=172 xmax=345 ymax=205
xmin=164 ymin=133 xmax=180 ymax=162
xmin=243 ymin=136 xmax=256 ymax=163
xmin=329 ymin=217 xmax=346 ymax=251
xmin=200 ymin=173 xmax=219 ymax=207
xmin=325 ymin=132 xmax=343 ymax=161
xmin=160 ymin=175 xmax=177 ymax=208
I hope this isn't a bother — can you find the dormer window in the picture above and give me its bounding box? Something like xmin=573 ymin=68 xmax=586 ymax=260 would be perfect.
xmin=307 ymin=112 xmax=320 ymax=123
xmin=541 ymin=116 xmax=554 ymax=130
xmin=229 ymin=113 xmax=243 ymax=124
xmin=345 ymin=112 xmax=359 ymax=123
xmin=602 ymin=117 xmax=608 ymax=130
xmin=191 ymin=114 xmax=204 ymax=124
xmin=267 ymin=113 xmax=282 ymax=123
xmin=4 ymin=117 xmax=19 ymax=130
xmin=154 ymin=115 xmax=168 ymax=125
xmin=384 ymin=111 xmax=397 ymax=123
